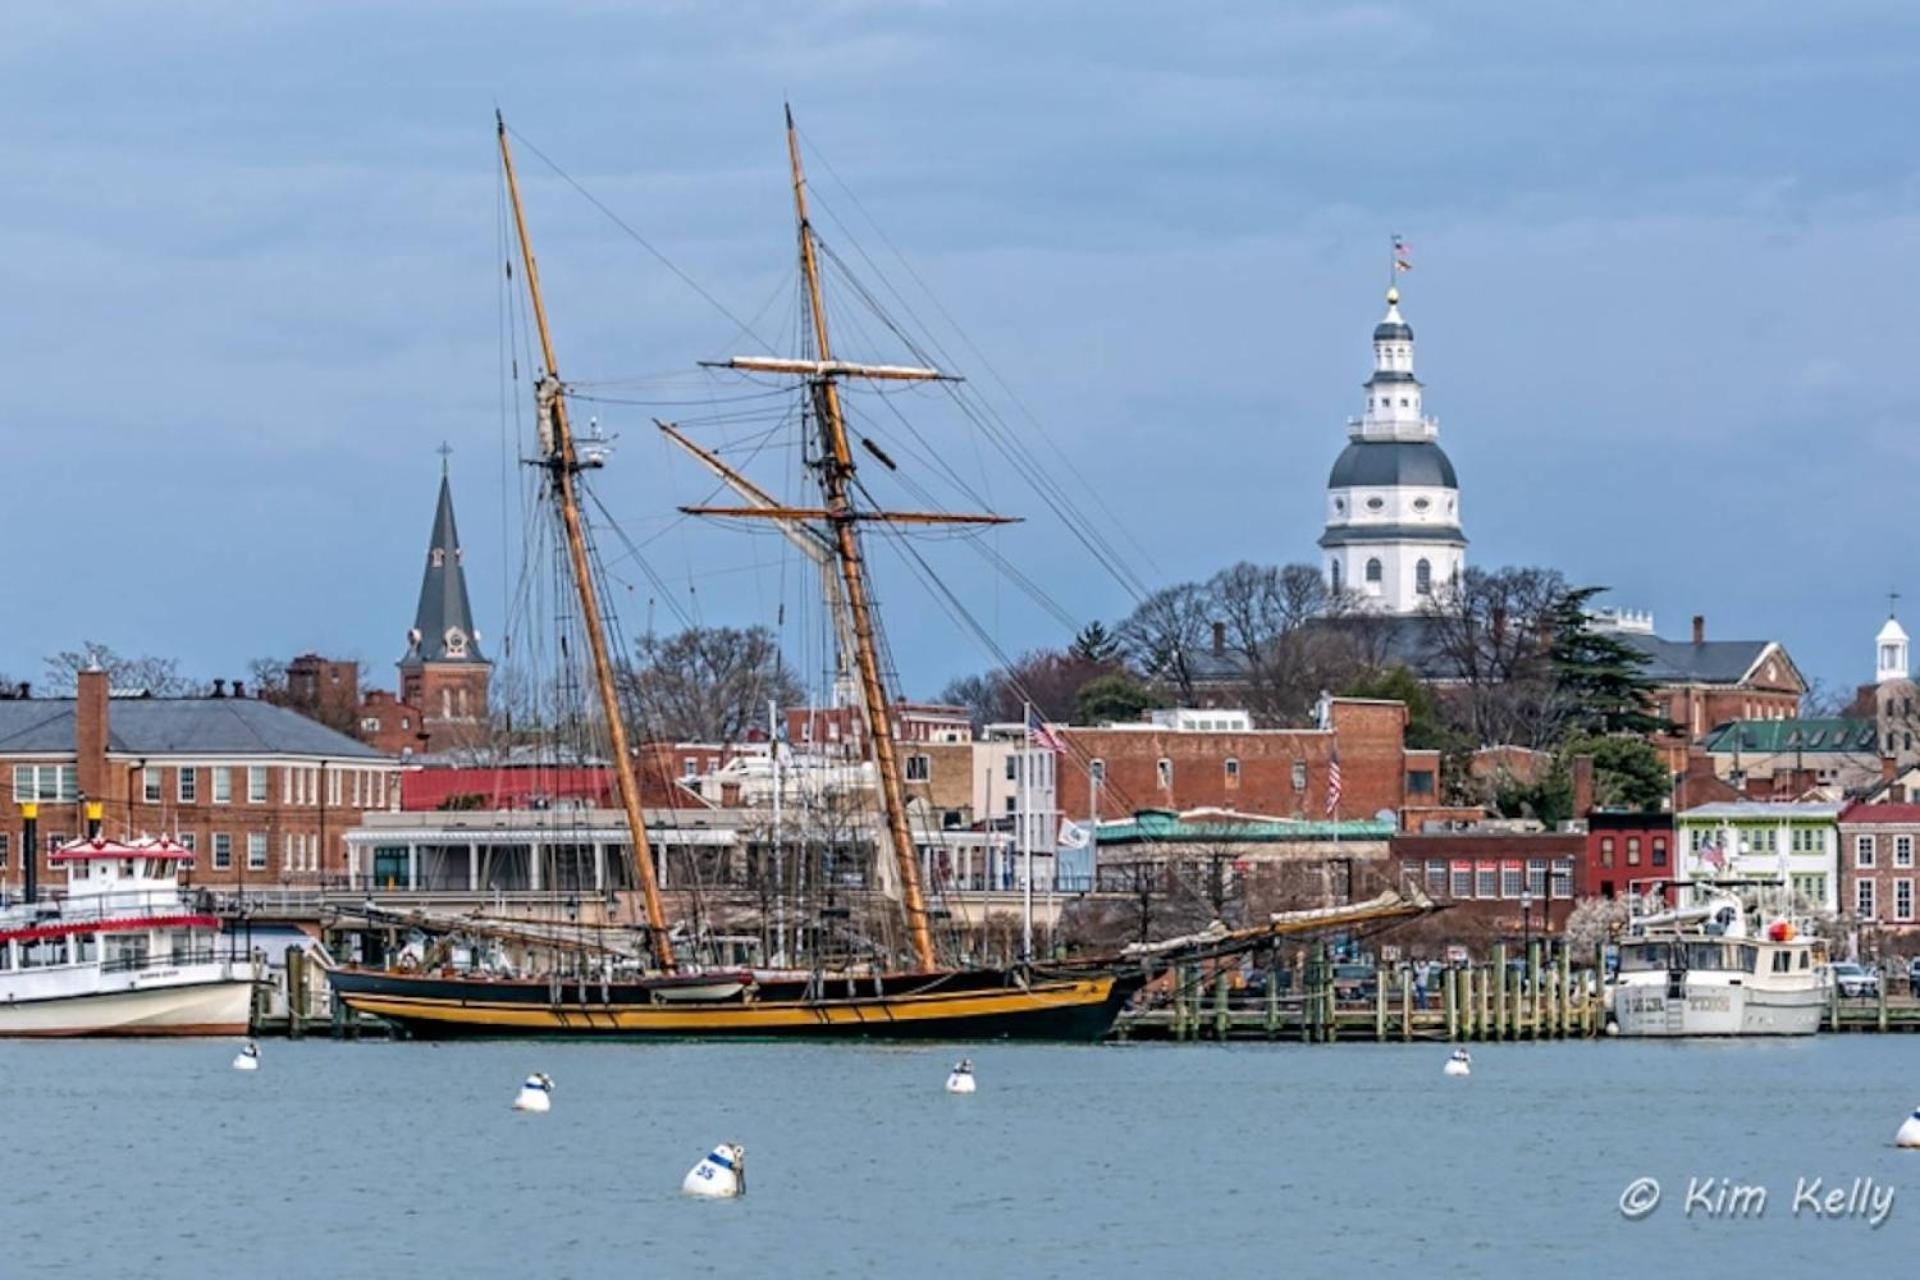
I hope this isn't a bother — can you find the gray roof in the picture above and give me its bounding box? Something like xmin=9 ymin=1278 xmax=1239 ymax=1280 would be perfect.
xmin=1374 ymin=320 xmax=1413 ymax=341
xmin=1327 ymin=439 xmax=1458 ymax=489
xmin=1617 ymin=634 xmax=1771 ymax=686
xmin=1318 ymin=523 xmax=1466 ymax=549
xmin=402 ymin=469 xmax=487 ymax=667
xmin=0 ymin=697 xmax=388 ymax=759
xmin=1189 ymin=615 xmax=1467 ymax=685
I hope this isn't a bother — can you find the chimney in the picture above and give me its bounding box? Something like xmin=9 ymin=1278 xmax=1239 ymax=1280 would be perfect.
xmin=75 ymin=668 xmax=110 ymax=808
xmin=16 ymin=682 xmax=28 ymax=699
xmin=19 ymin=804 xmax=38 ymax=903
xmin=1491 ymin=605 xmax=1509 ymax=649
xmin=1691 ymin=615 xmax=1705 ymax=645
xmin=211 ymin=678 xmax=227 ymax=698
xmin=233 ymin=681 xmax=246 ymax=699
xmin=1571 ymin=754 xmax=1595 ymax=817
xmin=1211 ymin=620 xmax=1226 ymax=657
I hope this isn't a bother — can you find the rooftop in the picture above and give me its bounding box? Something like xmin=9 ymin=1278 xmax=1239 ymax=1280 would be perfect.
xmin=0 ymin=696 xmax=388 ymax=760
xmin=1678 ymin=801 xmax=1845 ymax=820
xmin=1698 ymin=718 xmax=1877 ymax=755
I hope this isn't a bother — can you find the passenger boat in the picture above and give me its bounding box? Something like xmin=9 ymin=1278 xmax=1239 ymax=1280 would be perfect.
xmin=0 ymin=833 xmax=253 ymax=1036
xmin=1610 ymin=886 xmax=1829 ymax=1037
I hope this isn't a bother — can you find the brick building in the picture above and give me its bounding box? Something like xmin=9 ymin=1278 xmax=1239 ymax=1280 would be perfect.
xmin=1 ymin=669 xmax=401 ymax=890
xmin=397 ymin=462 xmax=491 ymax=752
xmin=1835 ymin=802 xmax=1920 ymax=941
xmin=1585 ymin=811 xmax=1674 ymax=899
xmin=1056 ymin=697 xmax=1456 ymax=830
xmin=1388 ymin=828 xmax=1586 ymax=934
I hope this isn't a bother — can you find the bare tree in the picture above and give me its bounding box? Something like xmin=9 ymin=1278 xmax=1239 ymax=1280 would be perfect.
xmin=1114 ymin=582 xmax=1213 ymax=704
xmin=623 ymin=625 xmax=803 ymax=743
xmin=1208 ymin=561 xmax=1371 ymax=724
xmin=1420 ymin=566 xmax=1572 ymax=749
xmin=42 ymin=642 xmax=202 ymax=696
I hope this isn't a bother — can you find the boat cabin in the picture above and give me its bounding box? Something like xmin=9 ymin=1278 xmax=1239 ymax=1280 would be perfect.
xmin=0 ymin=836 xmax=222 ymax=981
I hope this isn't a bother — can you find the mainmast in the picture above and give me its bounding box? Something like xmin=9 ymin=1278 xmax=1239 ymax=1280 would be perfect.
xmin=497 ymin=113 xmax=676 ymax=974
xmin=780 ymin=106 xmax=936 ymax=972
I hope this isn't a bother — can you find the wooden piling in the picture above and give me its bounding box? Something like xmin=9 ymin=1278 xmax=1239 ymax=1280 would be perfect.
xmin=1526 ymin=942 xmax=1542 ymax=1040
xmin=1264 ymin=959 xmax=1280 ymax=1039
xmin=1375 ymin=970 xmax=1388 ymax=1042
xmin=1558 ymin=949 xmax=1573 ymax=1038
xmin=1492 ymin=944 xmax=1508 ymax=1040
xmin=1212 ymin=968 xmax=1230 ymax=1042
xmin=1399 ymin=968 xmax=1412 ymax=1043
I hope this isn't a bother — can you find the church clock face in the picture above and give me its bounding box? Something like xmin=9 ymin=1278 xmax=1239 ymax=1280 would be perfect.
xmin=444 ymin=627 xmax=468 ymax=658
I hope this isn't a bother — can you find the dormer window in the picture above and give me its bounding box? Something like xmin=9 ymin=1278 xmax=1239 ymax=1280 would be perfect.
xmin=1413 ymin=497 xmax=1431 ymax=512
xmin=430 ymin=548 xmax=446 ymax=568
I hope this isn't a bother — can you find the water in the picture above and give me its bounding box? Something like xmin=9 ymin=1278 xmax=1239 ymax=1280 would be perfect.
xmin=1 ymin=1036 xmax=1914 ymax=1277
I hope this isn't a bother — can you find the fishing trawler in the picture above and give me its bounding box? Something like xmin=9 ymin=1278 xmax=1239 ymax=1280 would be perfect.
xmin=325 ymin=110 xmax=1432 ymax=1040
xmin=1610 ymin=884 xmax=1830 ymax=1037
xmin=0 ymin=828 xmax=252 ymax=1036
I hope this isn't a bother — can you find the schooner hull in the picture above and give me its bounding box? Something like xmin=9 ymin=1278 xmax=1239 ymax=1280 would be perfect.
xmin=327 ymin=967 xmax=1140 ymax=1042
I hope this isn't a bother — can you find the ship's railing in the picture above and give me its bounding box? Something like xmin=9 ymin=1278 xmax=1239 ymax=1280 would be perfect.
xmin=100 ymin=949 xmax=227 ymax=975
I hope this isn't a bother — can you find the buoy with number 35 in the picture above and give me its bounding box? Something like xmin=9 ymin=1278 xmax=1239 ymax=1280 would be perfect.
xmin=683 ymin=1143 xmax=745 ymax=1197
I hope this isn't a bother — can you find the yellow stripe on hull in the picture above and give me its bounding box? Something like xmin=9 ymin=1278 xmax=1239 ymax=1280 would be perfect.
xmin=341 ymin=976 xmax=1118 ymax=1036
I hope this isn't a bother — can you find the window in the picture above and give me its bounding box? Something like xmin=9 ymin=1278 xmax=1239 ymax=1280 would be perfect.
xmin=12 ymin=765 xmax=77 ymax=803
xmin=212 ymin=833 xmax=232 ymax=871
xmin=1329 ymin=561 xmax=1342 ymax=592
xmin=1897 ymin=835 xmax=1914 ymax=868
xmin=1407 ymin=770 xmax=1434 ymax=796
xmin=247 ymin=833 xmax=267 ymax=870
xmin=211 ymin=767 xmax=231 ymax=804
xmin=1224 ymin=758 xmax=1240 ymax=787
xmin=1898 ymin=879 xmax=1914 ymax=922
xmin=1856 ymin=835 xmax=1876 ymax=869
xmin=683 ymin=759 xmax=698 ymax=778
xmin=1004 ymin=796 xmax=1016 ymax=815
xmin=1501 ymin=864 xmax=1523 ymax=898
xmin=1652 ymin=838 xmax=1667 ymax=868
xmin=283 ymin=833 xmax=295 ymax=870
xmin=1450 ymin=865 xmax=1471 ymax=898
xmin=361 ymin=717 xmax=381 ymax=734
xmin=177 ymin=832 xmax=197 ymax=853
xmin=248 ymin=766 xmax=268 ymax=804
xmin=143 ymin=767 xmax=162 ymax=804
xmin=1292 ymin=762 xmax=1308 ymax=791
xmin=1415 ymin=559 xmax=1432 ymax=595
xmin=1089 ymin=759 xmax=1105 ymax=785
xmin=1527 ymin=859 xmax=1547 ymax=897
xmin=0 ymin=832 xmax=7 ymax=870
xmin=1425 ymin=861 xmax=1445 ymax=895
xmin=178 ymin=767 xmax=197 ymax=804
xmin=905 ymin=755 xmax=931 ymax=782
xmin=1551 ymin=859 xmax=1573 ymax=899
xmin=1857 ymin=878 xmax=1876 ymax=921
xmin=1365 ymin=558 xmax=1383 ymax=583
xmin=1156 ymin=759 xmax=1173 ymax=789
xmin=1475 ymin=864 xmax=1497 ymax=899
xmin=1005 ymin=757 xmax=1017 ymax=782
xmin=1600 ymin=837 xmax=1615 ymax=868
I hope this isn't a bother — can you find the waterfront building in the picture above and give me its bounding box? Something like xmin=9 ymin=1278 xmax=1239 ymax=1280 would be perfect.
xmin=1319 ymin=286 xmax=1465 ymax=612
xmin=1673 ymin=801 xmax=1842 ymax=912
xmin=1388 ymin=827 xmax=1585 ymax=935
xmin=0 ymin=668 xmax=400 ymax=890
xmin=1584 ymin=810 xmax=1674 ymax=899
xmin=1693 ymin=718 xmax=1883 ymax=800
xmin=1835 ymin=801 xmax=1920 ymax=938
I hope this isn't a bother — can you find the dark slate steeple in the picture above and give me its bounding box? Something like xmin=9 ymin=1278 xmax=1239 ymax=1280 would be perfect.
xmin=403 ymin=455 xmax=487 ymax=668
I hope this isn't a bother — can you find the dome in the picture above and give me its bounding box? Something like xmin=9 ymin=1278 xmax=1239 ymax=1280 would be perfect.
xmin=1878 ymin=616 xmax=1909 ymax=644
xmin=1327 ymin=439 xmax=1458 ymax=490
xmin=1374 ymin=319 xmax=1413 ymax=341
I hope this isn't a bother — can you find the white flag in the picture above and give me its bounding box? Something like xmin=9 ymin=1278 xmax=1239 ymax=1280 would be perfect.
xmin=1057 ymin=819 xmax=1092 ymax=851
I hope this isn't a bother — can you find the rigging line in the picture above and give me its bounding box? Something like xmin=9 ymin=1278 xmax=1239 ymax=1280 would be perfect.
xmin=797 ymin=122 xmax=1167 ymax=585
xmin=502 ymin=123 xmax=772 ymax=352
xmin=581 ymin=483 xmax=699 ymax=635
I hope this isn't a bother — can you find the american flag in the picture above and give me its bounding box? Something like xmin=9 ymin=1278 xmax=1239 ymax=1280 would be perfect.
xmin=1025 ymin=706 xmax=1065 ymax=754
xmin=1392 ymin=234 xmax=1412 ymax=272
xmin=1325 ymin=748 xmax=1343 ymax=817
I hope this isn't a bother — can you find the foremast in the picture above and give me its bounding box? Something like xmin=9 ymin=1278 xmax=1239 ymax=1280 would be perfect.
xmin=497 ymin=112 xmax=676 ymax=975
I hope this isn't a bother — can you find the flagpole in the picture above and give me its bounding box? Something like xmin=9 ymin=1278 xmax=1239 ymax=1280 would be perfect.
xmin=769 ymin=698 xmax=784 ymax=967
xmin=1021 ymin=701 xmax=1034 ymax=963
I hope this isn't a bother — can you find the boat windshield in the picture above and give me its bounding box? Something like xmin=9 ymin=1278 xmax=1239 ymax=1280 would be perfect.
xmin=1619 ymin=942 xmax=1670 ymax=971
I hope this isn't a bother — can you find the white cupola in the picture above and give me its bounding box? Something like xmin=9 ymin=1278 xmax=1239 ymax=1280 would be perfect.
xmin=1876 ymin=614 xmax=1909 ymax=684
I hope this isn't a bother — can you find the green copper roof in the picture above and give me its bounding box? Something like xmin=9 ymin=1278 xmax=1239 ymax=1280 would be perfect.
xmin=1097 ymin=810 xmax=1395 ymax=845
xmin=1699 ymin=718 xmax=1875 ymax=755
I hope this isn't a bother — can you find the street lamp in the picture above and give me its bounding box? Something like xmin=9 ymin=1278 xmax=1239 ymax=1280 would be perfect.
xmin=1520 ymin=887 xmax=1534 ymax=963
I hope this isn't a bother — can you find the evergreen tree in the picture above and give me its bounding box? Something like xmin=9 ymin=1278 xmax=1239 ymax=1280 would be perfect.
xmin=1068 ymin=621 xmax=1121 ymax=665
xmin=1074 ymin=673 xmax=1158 ymax=725
xmin=1548 ymin=587 xmax=1672 ymax=737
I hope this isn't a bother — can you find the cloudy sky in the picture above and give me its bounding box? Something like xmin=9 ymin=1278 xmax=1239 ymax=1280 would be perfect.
xmin=4 ymin=2 xmax=1917 ymax=705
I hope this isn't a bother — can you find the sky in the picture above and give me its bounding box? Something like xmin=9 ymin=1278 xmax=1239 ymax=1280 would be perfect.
xmin=3 ymin=1 xmax=1918 ymax=707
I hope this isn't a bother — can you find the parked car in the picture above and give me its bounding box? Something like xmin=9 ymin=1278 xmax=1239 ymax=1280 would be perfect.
xmin=1831 ymin=962 xmax=1880 ymax=1000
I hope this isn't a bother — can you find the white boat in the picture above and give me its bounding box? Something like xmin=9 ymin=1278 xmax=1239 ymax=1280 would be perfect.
xmin=0 ymin=835 xmax=254 ymax=1036
xmin=1611 ymin=888 xmax=1829 ymax=1037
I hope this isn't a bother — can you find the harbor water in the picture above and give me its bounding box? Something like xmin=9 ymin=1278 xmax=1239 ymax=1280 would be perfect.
xmin=1 ymin=1037 xmax=1913 ymax=1277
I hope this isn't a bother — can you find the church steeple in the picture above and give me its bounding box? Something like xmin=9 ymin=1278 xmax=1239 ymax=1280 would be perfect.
xmin=403 ymin=455 xmax=485 ymax=668
xmin=1876 ymin=607 xmax=1909 ymax=685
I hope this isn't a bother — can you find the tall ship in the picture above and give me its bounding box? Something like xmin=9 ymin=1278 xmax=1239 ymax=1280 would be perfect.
xmin=1 ymin=812 xmax=253 ymax=1036
xmin=325 ymin=111 xmax=1431 ymax=1040
xmin=1610 ymin=884 xmax=1829 ymax=1037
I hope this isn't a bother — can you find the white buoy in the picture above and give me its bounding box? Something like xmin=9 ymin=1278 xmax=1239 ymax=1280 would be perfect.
xmin=1897 ymin=1107 xmax=1920 ymax=1149
xmin=945 ymin=1058 xmax=977 ymax=1094
xmin=512 ymin=1073 xmax=554 ymax=1113
xmin=682 ymin=1142 xmax=745 ymax=1198
xmin=1443 ymin=1049 xmax=1471 ymax=1078
xmin=231 ymin=1041 xmax=260 ymax=1072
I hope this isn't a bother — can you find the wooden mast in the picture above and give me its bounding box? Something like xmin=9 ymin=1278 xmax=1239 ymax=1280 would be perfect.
xmin=782 ymin=105 xmax=938 ymax=972
xmin=496 ymin=112 xmax=676 ymax=974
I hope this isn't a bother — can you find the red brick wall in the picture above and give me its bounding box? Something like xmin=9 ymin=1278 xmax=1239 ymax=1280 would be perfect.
xmin=1390 ymin=831 xmax=1588 ymax=933
xmin=400 ymin=663 xmax=491 ymax=751
xmin=1057 ymin=699 xmax=1412 ymax=823
xmin=1585 ymin=813 xmax=1674 ymax=899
